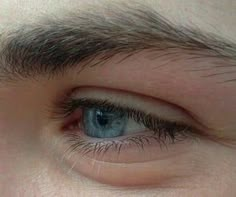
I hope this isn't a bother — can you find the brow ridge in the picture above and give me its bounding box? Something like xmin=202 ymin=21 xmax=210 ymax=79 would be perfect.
xmin=0 ymin=4 xmax=235 ymax=81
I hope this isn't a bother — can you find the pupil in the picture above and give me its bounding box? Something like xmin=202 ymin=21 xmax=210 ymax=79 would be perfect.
xmin=96 ymin=111 xmax=109 ymax=127
xmin=83 ymin=107 xmax=127 ymax=138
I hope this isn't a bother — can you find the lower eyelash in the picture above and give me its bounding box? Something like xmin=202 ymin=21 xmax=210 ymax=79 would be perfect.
xmin=63 ymin=128 xmax=189 ymax=158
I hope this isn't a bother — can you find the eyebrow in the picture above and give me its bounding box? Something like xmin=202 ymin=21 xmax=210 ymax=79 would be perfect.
xmin=0 ymin=4 xmax=235 ymax=81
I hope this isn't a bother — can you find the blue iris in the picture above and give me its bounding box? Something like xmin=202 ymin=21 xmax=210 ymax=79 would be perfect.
xmin=83 ymin=108 xmax=127 ymax=138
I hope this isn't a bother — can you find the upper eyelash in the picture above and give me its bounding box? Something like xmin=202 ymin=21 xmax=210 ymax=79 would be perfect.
xmin=54 ymin=97 xmax=197 ymax=142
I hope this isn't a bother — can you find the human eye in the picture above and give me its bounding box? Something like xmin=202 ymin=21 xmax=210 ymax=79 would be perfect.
xmin=50 ymin=87 xmax=204 ymax=187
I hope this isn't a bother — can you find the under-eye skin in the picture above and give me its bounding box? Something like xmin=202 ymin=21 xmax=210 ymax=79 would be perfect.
xmin=51 ymin=87 xmax=201 ymax=162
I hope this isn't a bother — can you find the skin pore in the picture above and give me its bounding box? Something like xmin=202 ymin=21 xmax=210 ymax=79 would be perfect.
xmin=0 ymin=0 xmax=236 ymax=196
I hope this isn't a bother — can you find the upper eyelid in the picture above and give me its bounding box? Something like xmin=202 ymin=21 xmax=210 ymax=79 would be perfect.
xmin=53 ymin=87 xmax=200 ymax=127
xmin=63 ymin=98 xmax=197 ymax=131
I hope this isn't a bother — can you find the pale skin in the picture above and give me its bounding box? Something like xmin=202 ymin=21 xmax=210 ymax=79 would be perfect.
xmin=0 ymin=0 xmax=236 ymax=197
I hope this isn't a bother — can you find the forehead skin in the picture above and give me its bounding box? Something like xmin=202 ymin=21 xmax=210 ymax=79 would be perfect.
xmin=0 ymin=0 xmax=236 ymax=42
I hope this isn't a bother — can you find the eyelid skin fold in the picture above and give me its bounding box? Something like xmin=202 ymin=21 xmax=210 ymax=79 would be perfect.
xmin=56 ymin=86 xmax=198 ymax=124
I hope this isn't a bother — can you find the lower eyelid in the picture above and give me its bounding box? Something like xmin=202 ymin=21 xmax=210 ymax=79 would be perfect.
xmin=54 ymin=120 xmax=198 ymax=187
xmin=62 ymin=130 xmax=193 ymax=163
xmin=60 ymin=137 xmax=195 ymax=187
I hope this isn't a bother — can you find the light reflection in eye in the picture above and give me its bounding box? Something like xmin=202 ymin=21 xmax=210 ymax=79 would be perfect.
xmin=82 ymin=107 xmax=129 ymax=138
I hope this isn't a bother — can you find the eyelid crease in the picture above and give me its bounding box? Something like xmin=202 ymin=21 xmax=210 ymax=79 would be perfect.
xmin=69 ymin=87 xmax=193 ymax=123
xmin=63 ymin=97 xmax=196 ymax=133
xmin=52 ymin=87 xmax=206 ymax=140
xmin=51 ymin=86 xmax=212 ymax=133
xmin=49 ymin=86 xmax=217 ymax=143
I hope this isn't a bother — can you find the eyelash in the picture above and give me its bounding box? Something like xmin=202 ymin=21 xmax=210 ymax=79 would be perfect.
xmin=53 ymin=97 xmax=197 ymax=156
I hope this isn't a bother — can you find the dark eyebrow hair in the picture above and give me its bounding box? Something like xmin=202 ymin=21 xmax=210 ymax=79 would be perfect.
xmin=0 ymin=4 xmax=235 ymax=81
